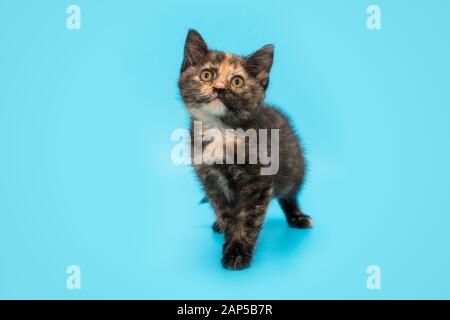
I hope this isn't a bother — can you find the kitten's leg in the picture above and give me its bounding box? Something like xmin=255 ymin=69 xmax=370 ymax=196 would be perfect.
xmin=220 ymin=187 xmax=272 ymax=270
xmin=279 ymin=197 xmax=314 ymax=228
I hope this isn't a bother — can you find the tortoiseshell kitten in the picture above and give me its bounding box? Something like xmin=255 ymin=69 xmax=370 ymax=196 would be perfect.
xmin=178 ymin=29 xmax=313 ymax=270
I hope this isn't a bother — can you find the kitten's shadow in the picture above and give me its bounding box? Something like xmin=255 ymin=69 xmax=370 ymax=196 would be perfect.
xmin=258 ymin=218 xmax=312 ymax=260
xmin=208 ymin=217 xmax=312 ymax=260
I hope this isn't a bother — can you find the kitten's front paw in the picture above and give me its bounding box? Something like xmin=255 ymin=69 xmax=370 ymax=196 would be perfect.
xmin=222 ymin=253 xmax=252 ymax=270
xmin=222 ymin=243 xmax=252 ymax=270
xmin=288 ymin=214 xmax=314 ymax=229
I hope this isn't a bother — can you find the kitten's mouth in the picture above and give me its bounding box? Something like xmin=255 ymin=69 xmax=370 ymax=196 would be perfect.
xmin=194 ymin=94 xmax=226 ymax=117
xmin=207 ymin=93 xmax=220 ymax=103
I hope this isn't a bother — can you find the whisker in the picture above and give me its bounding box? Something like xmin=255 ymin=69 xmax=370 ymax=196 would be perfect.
xmin=187 ymin=94 xmax=209 ymax=108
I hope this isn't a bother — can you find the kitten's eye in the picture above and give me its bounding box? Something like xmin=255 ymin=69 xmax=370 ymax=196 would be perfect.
xmin=200 ymin=70 xmax=213 ymax=82
xmin=231 ymin=76 xmax=244 ymax=88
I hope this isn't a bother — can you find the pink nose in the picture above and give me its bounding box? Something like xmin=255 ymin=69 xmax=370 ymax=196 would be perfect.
xmin=213 ymin=81 xmax=225 ymax=89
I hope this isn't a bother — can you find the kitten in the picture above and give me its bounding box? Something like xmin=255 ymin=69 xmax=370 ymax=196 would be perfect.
xmin=178 ymin=29 xmax=313 ymax=270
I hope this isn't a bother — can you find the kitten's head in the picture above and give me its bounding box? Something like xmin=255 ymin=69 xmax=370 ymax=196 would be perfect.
xmin=178 ymin=29 xmax=274 ymax=126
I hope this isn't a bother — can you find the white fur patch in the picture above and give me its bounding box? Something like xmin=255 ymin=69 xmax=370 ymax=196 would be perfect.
xmin=189 ymin=99 xmax=226 ymax=127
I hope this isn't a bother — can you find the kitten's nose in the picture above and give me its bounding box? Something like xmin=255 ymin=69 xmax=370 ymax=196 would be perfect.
xmin=213 ymin=81 xmax=225 ymax=89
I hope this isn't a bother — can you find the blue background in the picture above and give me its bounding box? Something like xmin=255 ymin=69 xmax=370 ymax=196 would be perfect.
xmin=1 ymin=0 xmax=449 ymax=299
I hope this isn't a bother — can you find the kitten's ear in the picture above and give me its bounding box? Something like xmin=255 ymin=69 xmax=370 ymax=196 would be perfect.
xmin=244 ymin=44 xmax=274 ymax=79
xmin=181 ymin=29 xmax=208 ymax=72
